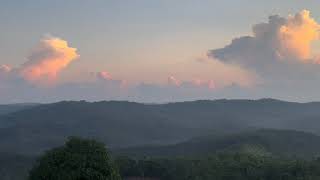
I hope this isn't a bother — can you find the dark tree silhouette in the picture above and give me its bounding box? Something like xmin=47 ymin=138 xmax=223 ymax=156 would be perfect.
xmin=28 ymin=137 xmax=120 ymax=180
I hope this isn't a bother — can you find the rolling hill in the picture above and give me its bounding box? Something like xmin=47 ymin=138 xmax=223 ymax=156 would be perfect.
xmin=0 ymin=103 xmax=38 ymax=116
xmin=4 ymin=129 xmax=320 ymax=180
xmin=2 ymin=99 xmax=320 ymax=155
xmin=115 ymin=129 xmax=320 ymax=159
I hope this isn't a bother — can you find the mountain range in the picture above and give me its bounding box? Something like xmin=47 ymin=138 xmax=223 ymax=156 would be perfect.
xmin=2 ymin=99 xmax=320 ymax=155
xmin=3 ymin=99 xmax=320 ymax=179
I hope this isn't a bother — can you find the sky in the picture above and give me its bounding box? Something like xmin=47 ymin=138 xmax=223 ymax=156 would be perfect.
xmin=1 ymin=0 xmax=320 ymax=103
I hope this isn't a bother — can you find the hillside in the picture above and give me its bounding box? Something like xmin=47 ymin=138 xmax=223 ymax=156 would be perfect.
xmin=116 ymin=129 xmax=320 ymax=159
xmin=0 ymin=103 xmax=38 ymax=116
xmin=4 ymin=129 xmax=320 ymax=180
xmin=2 ymin=99 xmax=320 ymax=155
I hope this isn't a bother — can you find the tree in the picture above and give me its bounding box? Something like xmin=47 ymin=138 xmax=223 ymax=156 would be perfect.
xmin=28 ymin=137 xmax=121 ymax=180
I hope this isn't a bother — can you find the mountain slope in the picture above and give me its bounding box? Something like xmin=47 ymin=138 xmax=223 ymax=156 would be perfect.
xmin=2 ymin=99 xmax=320 ymax=155
xmin=115 ymin=129 xmax=320 ymax=159
xmin=0 ymin=101 xmax=191 ymax=155
xmin=0 ymin=103 xmax=38 ymax=116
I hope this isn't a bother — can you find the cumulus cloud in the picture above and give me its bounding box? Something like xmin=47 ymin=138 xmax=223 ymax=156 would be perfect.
xmin=0 ymin=65 xmax=11 ymax=73
xmin=0 ymin=32 xmax=260 ymax=103
xmin=191 ymin=79 xmax=216 ymax=89
xmin=19 ymin=36 xmax=79 ymax=85
xmin=278 ymin=10 xmax=320 ymax=60
xmin=168 ymin=76 xmax=181 ymax=87
xmin=4 ymin=10 xmax=320 ymax=103
xmin=210 ymin=10 xmax=320 ymax=69
xmin=206 ymin=10 xmax=320 ymax=101
xmin=96 ymin=71 xmax=113 ymax=81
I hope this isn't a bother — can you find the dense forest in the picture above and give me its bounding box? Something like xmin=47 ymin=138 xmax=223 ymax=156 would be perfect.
xmin=2 ymin=99 xmax=320 ymax=179
xmin=24 ymin=137 xmax=320 ymax=180
xmin=115 ymin=153 xmax=320 ymax=180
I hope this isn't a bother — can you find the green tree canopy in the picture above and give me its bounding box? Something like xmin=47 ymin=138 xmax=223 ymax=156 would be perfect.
xmin=28 ymin=137 xmax=120 ymax=180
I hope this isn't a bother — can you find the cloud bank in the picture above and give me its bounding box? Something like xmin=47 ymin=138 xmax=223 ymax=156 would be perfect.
xmin=2 ymin=10 xmax=320 ymax=103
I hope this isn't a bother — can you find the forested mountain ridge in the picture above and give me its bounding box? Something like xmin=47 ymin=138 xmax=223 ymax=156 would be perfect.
xmin=2 ymin=99 xmax=320 ymax=155
xmin=2 ymin=99 xmax=320 ymax=179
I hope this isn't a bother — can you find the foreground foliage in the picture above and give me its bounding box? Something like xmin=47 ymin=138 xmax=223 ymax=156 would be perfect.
xmin=25 ymin=136 xmax=320 ymax=180
xmin=115 ymin=153 xmax=320 ymax=180
xmin=28 ymin=137 xmax=120 ymax=180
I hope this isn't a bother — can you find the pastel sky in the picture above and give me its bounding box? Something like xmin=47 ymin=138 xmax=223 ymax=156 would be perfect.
xmin=1 ymin=1 xmax=320 ymax=103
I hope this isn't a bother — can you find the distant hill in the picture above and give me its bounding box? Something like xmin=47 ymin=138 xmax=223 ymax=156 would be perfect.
xmin=115 ymin=129 xmax=320 ymax=159
xmin=0 ymin=103 xmax=39 ymax=129
xmin=0 ymin=103 xmax=38 ymax=115
xmin=2 ymin=99 xmax=320 ymax=155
